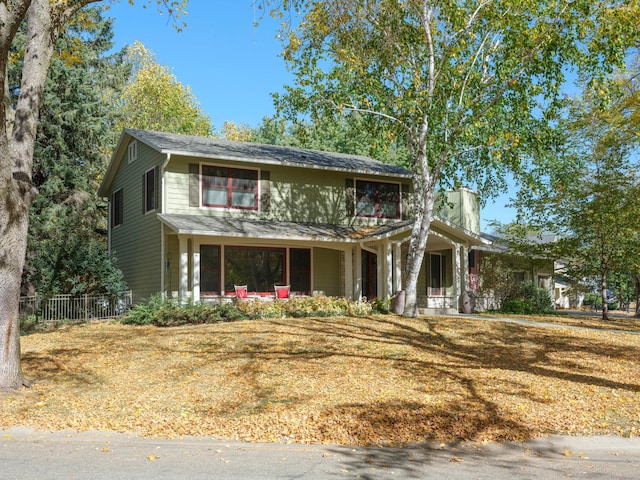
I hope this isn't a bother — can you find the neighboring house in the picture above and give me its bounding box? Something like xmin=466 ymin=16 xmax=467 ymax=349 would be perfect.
xmin=98 ymin=129 xmax=483 ymax=315
xmin=469 ymin=232 xmax=569 ymax=310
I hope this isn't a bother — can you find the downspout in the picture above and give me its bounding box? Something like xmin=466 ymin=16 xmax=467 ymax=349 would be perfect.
xmin=160 ymin=153 xmax=171 ymax=298
xmin=107 ymin=198 xmax=112 ymax=254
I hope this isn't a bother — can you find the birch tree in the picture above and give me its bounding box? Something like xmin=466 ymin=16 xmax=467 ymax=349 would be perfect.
xmin=0 ymin=0 xmax=187 ymax=391
xmin=271 ymin=0 xmax=639 ymax=317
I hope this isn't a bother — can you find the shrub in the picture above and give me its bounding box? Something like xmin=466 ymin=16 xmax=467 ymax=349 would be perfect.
xmin=500 ymin=281 xmax=553 ymax=315
xmin=121 ymin=294 xmax=381 ymax=327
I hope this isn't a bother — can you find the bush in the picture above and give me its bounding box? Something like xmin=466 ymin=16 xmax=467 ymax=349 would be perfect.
xmin=121 ymin=294 xmax=381 ymax=327
xmin=500 ymin=281 xmax=553 ymax=315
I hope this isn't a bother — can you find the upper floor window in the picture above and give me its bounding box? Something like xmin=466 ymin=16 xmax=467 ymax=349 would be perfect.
xmin=356 ymin=180 xmax=400 ymax=219
xmin=128 ymin=140 xmax=137 ymax=163
xmin=202 ymin=165 xmax=258 ymax=210
xmin=144 ymin=167 xmax=156 ymax=213
xmin=111 ymin=188 xmax=123 ymax=227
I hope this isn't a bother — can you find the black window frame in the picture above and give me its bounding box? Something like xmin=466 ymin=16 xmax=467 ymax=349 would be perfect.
xmin=111 ymin=188 xmax=123 ymax=228
xmin=144 ymin=167 xmax=156 ymax=213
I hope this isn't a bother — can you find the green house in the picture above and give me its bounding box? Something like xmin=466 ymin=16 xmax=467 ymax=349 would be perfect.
xmin=98 ymin=129 xmax=483 ymax=314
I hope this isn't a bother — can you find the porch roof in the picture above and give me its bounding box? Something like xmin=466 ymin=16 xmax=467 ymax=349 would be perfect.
xmin=158 ymin=214 xmax=414 ymax=243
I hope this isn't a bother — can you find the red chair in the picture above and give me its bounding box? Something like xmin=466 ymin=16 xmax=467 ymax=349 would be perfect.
xmin=274 ymin=285 xmax=291 ymax=299
xmin=234 ymin=285 xmax=248 ymax=299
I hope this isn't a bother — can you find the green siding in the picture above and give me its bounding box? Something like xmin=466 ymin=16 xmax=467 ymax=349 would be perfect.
xmin=443 ymin=189 xmax=480 ymax=234
xmin=313 ymin=248 xmax=341 ymax=296
xmin=164 ymin=156 xmax=410 ymax=225
xmin=109 ymin=140 xmax=163 ymax=302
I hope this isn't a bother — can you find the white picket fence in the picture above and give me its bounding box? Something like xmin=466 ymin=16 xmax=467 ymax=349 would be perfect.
xmin=19 ymin=291 xmax=132 ymax=323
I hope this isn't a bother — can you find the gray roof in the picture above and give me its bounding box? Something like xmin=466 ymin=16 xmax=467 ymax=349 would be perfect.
xmin=125 ymin=128 xmax=411 ymax=177
xmin=158 ymin=214 xmax=414 ymax=242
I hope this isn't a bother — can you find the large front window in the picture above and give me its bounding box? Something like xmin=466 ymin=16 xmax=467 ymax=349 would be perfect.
xmin=356 ymin=180 xmax=400 ymax=219
xmin=202 ymin=165 xmax=258 ymax=209
xmin=200 ymin=246 xmax=312 ymax=295
xmin=225 ymin=247 xmax=285 ymax=293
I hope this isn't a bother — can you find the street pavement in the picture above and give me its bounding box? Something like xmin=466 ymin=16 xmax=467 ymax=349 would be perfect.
xmin=1 ymin=427 xmax=639 ymax=479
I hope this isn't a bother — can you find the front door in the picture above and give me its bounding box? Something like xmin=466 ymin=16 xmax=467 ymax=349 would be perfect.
xmin=362 ymin=250 xmax=377 ymax=299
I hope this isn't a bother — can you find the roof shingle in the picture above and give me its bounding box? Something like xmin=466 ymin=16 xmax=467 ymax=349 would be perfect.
xmin=126 ymin=128 xmax=411 ymax=177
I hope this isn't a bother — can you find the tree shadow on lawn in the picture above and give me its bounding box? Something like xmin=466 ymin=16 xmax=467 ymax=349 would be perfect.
xmin=300 ymin=315 xmax=640 ymax=393
xmin=21 ymin=348 xmax=105 ymax=388
xmin=259 ymin=316 xmax=640 ymax=443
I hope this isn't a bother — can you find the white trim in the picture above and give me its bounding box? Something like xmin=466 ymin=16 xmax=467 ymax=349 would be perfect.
xmin=393 ymin=242 xmax=402 ymax=293
xmin=160 ymin=223 xmax=165 ymax=298
xmin=383 ymin=240 xmax=393 ymax=299
xmin=179 ymin=237 xmax=189 ymax=301
xmin=344 ymin=246 xmax=354 ymax=300
xmin=161 ymin=153 xmax=171 ymax=215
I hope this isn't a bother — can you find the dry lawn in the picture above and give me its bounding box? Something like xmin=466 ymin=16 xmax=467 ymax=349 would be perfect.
xmin=2 ymin=315 xmax=640 ymax=446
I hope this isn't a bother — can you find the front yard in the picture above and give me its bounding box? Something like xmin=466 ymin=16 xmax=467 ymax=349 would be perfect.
xmin=2 ymin=314 xmax=639 ymax=446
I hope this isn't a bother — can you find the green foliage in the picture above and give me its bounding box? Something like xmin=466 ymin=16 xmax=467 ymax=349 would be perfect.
xmin=371 ymin=296 xmax=391 ymax=314
xmin=253 ymin=113 xmax=411 ymax=169
xmin=583 ymin=293 xmax=601 ymax=308
xmin=115 ymin=41 xmax=213 ymax=136
xmin=501 ymin=281 xmax=554 ymax=315
xmin=121 ymin=295 xmax=380 ymax=326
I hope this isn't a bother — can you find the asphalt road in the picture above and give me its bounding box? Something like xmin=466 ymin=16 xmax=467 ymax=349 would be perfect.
xmin=1 ymin=428 xmax=639 ymax=479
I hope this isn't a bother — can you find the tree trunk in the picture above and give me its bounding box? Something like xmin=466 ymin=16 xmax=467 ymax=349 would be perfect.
xmin=600 ymin=273 xmax=609 ymax=321
xmin=0 ymin=188 xmax=30 ymax=390
xmin=634 ymin=272 xmax=640 ymax=318
xmin=403 ymin=192 xmax=434 ymax=317
xmin=403 ymin=143 xmax=436 ymax=318
xmin=0 ymin=0 xmax=59 ymax=390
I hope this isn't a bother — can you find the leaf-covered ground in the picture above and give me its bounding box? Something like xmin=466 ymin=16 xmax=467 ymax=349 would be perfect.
xmin=2 ymin=315 xmax=639 ymax=446
xmin=510 ymin=311 xmax=640 ymax=333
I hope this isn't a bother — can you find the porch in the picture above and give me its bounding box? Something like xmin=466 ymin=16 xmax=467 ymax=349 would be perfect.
xmin=158 ymin=214 xmax=482 ymax=315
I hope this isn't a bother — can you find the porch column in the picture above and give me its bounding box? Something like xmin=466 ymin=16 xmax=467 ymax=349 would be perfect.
xmin=393 ymin=242 xmax=402 ymax=293
xmin=451 ymin=243 xmax=461 ymax=311
xmin=193 ymin=241 xmax=201 ymax=303
xmin=384 ymin=240 xmax=393 ymax=299
xmin=376 ymin=243 xmax=385 ymax=299
xmin=354 ymin=245 xmax=363 ymax=301
xmin=460 ymin=245 xmax=470 ymax=294
xmin=179 ymin=236 xmax=189 ymax=302
xmin=344 ymin=246 xmax=354 ymax=300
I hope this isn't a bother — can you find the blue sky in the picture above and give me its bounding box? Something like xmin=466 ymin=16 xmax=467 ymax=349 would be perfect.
xmin=107 ymin=1 xmax=288 ymax=128
xmin=105 ymin=1 xmax=516 ymax=231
